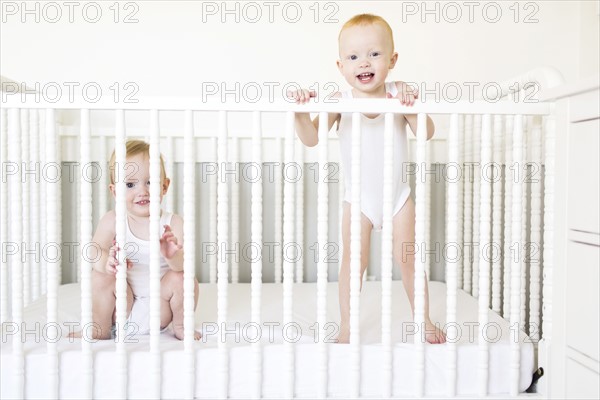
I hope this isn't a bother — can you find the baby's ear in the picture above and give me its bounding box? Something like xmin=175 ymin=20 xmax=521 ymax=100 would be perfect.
xmin=162 ymin=177 xmax=171 ymax=194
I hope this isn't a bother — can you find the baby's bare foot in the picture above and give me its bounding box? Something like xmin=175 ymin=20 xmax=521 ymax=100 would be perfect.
xmin=335 ymin=325 xmax=350 ymax=344
xmin=68 ymin=328 xmax=111 ymax=341
xmin=424 ymin=321 xmax=446 ymax=344
xmin=173 ymin=326 xmax=202 ymax=341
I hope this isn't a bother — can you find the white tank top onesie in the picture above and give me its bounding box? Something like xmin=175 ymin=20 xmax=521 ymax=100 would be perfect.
xmin=338 ymin=82 xmax=411 ymax=230
xmin=124 ymin=211 xmax=173 ymax=335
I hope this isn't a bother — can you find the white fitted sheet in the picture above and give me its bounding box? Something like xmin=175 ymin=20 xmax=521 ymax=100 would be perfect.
xmin=1 ymin=281 xmax=534 ymax=398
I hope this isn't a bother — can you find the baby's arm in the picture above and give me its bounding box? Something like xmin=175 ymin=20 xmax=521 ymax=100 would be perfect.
xmin=288 ymin=89 xmax=341 ymax=147
xmin=391 ymin=82 xmax=435 ymax=140
xmin=91 ymin=210 xmax=122 ymax=274
xmin=160 ymin=214 xmax=184 ymax=272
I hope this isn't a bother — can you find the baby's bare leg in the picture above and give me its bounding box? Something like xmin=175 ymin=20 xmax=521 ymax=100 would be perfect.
xmin=160 ymin=270 xmax=200 ymax=340
xmin=69 ymin=270 xmax=133 ymax=340
xmin=337 ymin=202 xmax=373 ymax=344
xmin=393 ymin=197 xmax=445 ymax=344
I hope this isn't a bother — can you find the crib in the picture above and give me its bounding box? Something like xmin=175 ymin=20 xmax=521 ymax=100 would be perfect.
xmin=0 ymin=68 xmax=562 ymax=399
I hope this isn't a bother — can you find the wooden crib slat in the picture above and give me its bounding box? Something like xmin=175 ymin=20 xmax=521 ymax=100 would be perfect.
xmin=217 ymin=110 xmax=230 ymax=398
xmin=530 ymin=116 xmax=543 ymax=342
xmin=455 ymin=114 xmax=464 ymax=290
xmin=80 ymin=108 xmax=94 ymax=399
xmin=510 ymin=114 xmax=524 ymax=396
xmin=30 ymin=110 xmax=41 ymax=302
xmin=1 ymin=108 xmax=8 ymax=324
xmin=149 ymin=109 xmax=162 ymax=399
xmin=477 ymin=114 xmax=492 ymax=396
xmin=98 ymin=134 xmax=109 ymax=216
xmin=231 ymin=136 xmax=240 ymax=284
xmin=414 ymin=113 xmax=427 ymax=397
xmin=542 ymin=114 xmax=556 ymax=344
xmin=521 ymin=117 xmax=529 ymax=330
xmin=492 ymin=115 xmax=504 ymax=313
xmin=462 ymin=114 xmax=473 ymax=294
xmin=446 ymin=113 xmax=460 ymax=397
xmin=21 ymin=109 xmax=30 ymax=307
xmin=45 ymin=108 xmax=61 ymax=399
xmin=165 ymin=130 xmax=175 ymax=213
xmin=251 ymin=111 xmax=264 ymax=398
xmin=317 ymin=111 xmax=329 ymax=398
xmin=283 ymin=111 xmax=296 ymax=398
xmin=295 ymin=134 xmax=304 ymax=283
xmin=183 ymin=109 xmax=196 ymax=399
xmin=10 ymin=108 xmax=25 ymax=399
xmin=209 ymin=136 xmax=218 ymax=284
xmin=381 ymin=112 xmax=394 ymax=398
xmin=472 ymin=115 xmax=482 ymax=299
xmin=274 ymin=136 xmax=283 ymax=284
xmin=114 ymin=109 xmax=129 ymax=399
xmin=349 ymin=112 xmax=362 ymax=398
xmin=503 ymin=115 xmax=514 ymax=318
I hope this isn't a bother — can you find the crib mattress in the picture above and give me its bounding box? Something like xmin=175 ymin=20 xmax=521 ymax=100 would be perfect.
xmin=1 ymin=281 xmax=534 ymax=398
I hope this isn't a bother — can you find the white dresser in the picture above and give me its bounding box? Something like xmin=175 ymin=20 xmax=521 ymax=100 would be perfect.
xmin=543 ymin=77 xmax=600 ymax=399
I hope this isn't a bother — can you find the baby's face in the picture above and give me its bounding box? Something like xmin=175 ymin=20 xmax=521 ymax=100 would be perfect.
xmin=110 ymin=153 xmax=169 ymax=218
xmin=337 ymin=24 xmax=397 ymax=97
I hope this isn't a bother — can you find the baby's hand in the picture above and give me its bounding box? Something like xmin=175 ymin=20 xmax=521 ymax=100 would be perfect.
xmin=106 ymin=240 xmax=133 ymax=274
xmin=287 ymin=89 xmax=317 ymax=104
xmin=160 ymin=225 xmax=182 ymax=260
xmin=387 ymin=82 xmax=418 ymax=106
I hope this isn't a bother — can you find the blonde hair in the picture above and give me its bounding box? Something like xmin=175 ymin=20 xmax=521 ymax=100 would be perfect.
xmin=339 ymin=14 xmax=395 ymax=51
xmin=108 ymin=139 xmax=166 ymax=184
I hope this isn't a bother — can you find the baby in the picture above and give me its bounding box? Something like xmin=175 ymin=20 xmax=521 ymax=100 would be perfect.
xmin=71 ymin=140 xmax=200 ymax=341
xmin=290 ymin=14 xmax=445 ymax=344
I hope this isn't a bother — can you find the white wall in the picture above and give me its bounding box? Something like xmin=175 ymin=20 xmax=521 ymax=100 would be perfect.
xmin=1 ymin=0 xmax=594 ymax=99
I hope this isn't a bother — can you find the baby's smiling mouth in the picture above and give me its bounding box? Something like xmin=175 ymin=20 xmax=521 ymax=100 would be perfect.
xmin=357 ymin=72 xmax=375 ymax=82
xmin=136 ymin=200 xmax=149 ymax=205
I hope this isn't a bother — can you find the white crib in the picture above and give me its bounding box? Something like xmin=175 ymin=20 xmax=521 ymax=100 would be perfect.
xmin=1 ymin=68 xmax=562 ymax=399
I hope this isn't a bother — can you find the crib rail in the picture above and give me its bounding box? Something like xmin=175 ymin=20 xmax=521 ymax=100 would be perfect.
xmin=1 ymin=91 xmax=556 ymax=399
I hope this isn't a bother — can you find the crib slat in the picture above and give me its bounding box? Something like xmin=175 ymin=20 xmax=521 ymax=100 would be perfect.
xmin=114 ymin=109 xmax=129 ymax=399
xmin=149 ymin=109 xmax=162 ymax=399
xmin=274 ymin=136 xmax=283 ymax=284
xmin=477 ymin=114 xmax=492 ymax=396
xmin=217 ymin=110 xmax=230 ymax=398
xmin=21 ymin=110 xmax=30 ymax=307
xmin=414 ymin=113 xmax=427 ymax=397
xmin=510 ymin=114 xmax=524 ymax=396
xmin=231 ymin=136 xmax=240 ymax=284
xmin=541 ymin=114 xmax=556 ymax=344
xmin=381 ymin=112 xmax=394 ymax=398
xmin=317 ymin=112 xmax=329 ymax=398
xmin=251 ymin=111 xmax=264 ymax=398
xmin=462 ymin=114 xmax=473 ymax=293
xmin=349 ymin=112 xmax=362 ymax=398
xmin=283 ymin=111 xmax=296 ymax=398
xmin=295 ymin=138 xmax=304 ymax=283
xmin=165 ymin=130 xmax=175 ymax=213
xmin=446 ymin=113 xmax=460 ymax=397
xmin=0 ymin=108 xmax=8 ymax=324
xmin=209 ymin=136 xmax=218 ymax=284
xmin=183 ymin=109 xmax=196 ymax=399
xmin=455 ymin=114 xmax=464 ymax=289
xmin=521 ymin=118 xmax=529 ymax=330
xmin=10 ymin=109 xmax=25 ymax=399
xmin=503 ymin=116 xmax=514 ymax=318
xmin=40 ymin=110 xmax=48 ymax=296
xmin=98 ymin=134 xmax=109 ymax=216
xmin=80 ymin=108 xmax=94 ymax=398
xmin=30 ymin=110 xmax=41 ymax=302
xmin=529 ymin=116 xmax=543 ymax=342
xmin=492 ymin=115 xmax=504 ymax=313
xmin=472 ymin=115 xmax=482 ymax=298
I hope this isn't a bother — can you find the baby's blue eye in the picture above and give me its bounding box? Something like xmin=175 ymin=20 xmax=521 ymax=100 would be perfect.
xmin=126 ymin=182 xmax=135 ymax=189
xmin=371 ymin=52 xmax=380 ymax=57
xmin=349 ymin=55 xmax=358 ymax=60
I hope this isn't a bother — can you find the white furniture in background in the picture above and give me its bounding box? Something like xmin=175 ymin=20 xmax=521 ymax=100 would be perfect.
xmin=544 ymin=76 xmax=600 ymax=399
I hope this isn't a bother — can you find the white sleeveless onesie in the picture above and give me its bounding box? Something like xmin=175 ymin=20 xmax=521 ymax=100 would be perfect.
xmin=338 ymin=82 xmax=411 ymax=230
xmin=124 ymin=211 xmax=173 ymax=335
